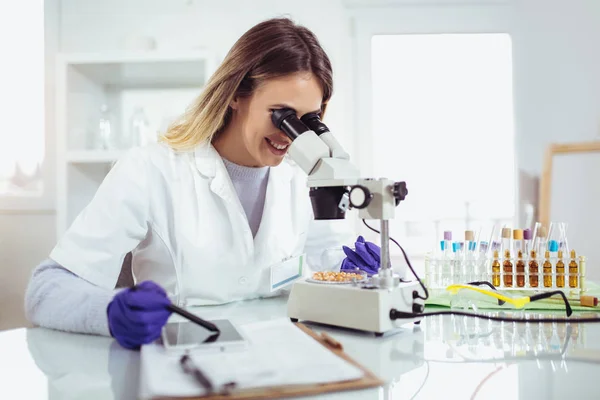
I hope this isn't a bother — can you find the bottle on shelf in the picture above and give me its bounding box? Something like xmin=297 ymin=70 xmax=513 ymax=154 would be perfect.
xmin=97 ymin=104 xmax=116 ymax=150
xmin=128 ymin=107 xmax=152 ymax=148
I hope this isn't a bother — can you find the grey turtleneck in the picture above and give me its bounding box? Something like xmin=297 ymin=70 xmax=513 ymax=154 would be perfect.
xmin=221 ymin=157 xmax=270 ymax=237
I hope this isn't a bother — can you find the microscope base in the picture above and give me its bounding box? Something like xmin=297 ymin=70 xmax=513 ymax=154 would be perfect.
xmin=287 ymin=280 xmax=424 ymax=335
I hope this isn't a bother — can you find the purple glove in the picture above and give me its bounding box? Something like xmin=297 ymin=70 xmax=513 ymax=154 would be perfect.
xmin=107 ymin=281 xmax=172 ymax=350
xmin=340 ymin=236 xmax=381 ymax=276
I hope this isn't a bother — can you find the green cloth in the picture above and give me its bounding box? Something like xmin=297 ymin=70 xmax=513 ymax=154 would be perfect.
xmin=425 ymin=281 xmax=600 ymax=312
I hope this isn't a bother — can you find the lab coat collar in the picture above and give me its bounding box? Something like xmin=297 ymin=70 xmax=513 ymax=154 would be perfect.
xmin=193 ymin=141 xmax=297 ymax=261
xmin=193 ymin=142 xmax=220 ymax=178
xmin=193 ymin=142 xmax=294 ymax=183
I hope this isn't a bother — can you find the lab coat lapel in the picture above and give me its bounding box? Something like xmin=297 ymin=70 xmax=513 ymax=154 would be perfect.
xmin=194 ymin=144 xmax=253 ymax=257
xmin=193 ymin=144 xmax=235 ymax=203
xmin=254 ymin=160 xmax=296 ymax=264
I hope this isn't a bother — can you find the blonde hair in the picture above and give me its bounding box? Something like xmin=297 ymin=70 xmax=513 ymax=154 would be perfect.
xmin=160 ymin=17 xmax=333 ymax=151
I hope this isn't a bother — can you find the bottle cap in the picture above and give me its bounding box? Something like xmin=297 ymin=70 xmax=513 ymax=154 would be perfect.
xmin=502 ymin=228 xmax=511 ymax=238
xmin=531 ymin=250 xmax=537 ymax=257
xmin=465 ymin=230 xmax=474 ymax=241
xmin=537 ymin=226 xmax=547 ymax=237
xmin=440 ymin=240 xmax=446 ymax=251
xmin=523 ymin=229 xmax=532 ymax=240
xmin=570 ymin=249 xmax=576 ymax=258
xmin=513 ymin=229 xmax=523 ymax=240
xmin=548 ymin=240 xmax=559 ymax=252
xmin=444 ymin=231 xmax=452 ymax=240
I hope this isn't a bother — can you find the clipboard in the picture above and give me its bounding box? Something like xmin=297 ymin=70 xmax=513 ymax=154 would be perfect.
xmin=163 ymin=322 xmax=384 ymax=400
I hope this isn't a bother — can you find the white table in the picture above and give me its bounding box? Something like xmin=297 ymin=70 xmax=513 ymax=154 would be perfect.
xmin=2 ymin=296 xmax=600 ymax=400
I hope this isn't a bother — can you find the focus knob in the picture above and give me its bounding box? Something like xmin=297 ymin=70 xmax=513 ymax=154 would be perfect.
xmin=393 ymin=181 xmax=408 ymax=206
xmin=349 ymin=185 xmax=372 ymax=209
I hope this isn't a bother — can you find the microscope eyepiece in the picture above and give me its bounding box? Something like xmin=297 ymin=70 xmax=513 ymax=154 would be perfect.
xmin=300 ymin=112 xmax=329 ymax=136
xmin=271 ymin=108 xmax=309 ymax=140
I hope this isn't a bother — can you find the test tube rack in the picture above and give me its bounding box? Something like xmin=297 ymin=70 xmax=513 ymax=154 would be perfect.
xmin=424 ymin=253 xmax=587 ymax=296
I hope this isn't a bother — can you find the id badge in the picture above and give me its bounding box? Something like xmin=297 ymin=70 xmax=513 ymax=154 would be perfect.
xmin=270 ymin=254 xmax=305 ymax=292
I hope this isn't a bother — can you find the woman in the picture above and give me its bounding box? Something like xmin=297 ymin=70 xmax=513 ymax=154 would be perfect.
xmin=25 ymin=18 xmax=379 ymax=349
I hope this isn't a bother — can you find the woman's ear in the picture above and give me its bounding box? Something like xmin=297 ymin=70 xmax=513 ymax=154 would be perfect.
xmin=229 ymin=96 xmax=240 ymax=110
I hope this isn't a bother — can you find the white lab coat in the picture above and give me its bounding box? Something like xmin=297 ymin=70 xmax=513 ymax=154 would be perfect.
xmin=50 ymin=142 xmax=353 ymax=306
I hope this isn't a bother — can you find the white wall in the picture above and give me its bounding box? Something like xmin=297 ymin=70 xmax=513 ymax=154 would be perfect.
xmin=59 ymin=0 xmax=355 ymax=155
xmin=0 ymin=0 xmax=59 ymax=331
xmin=2 ymin=0 xmax=600 ymax=330
xmin=512 ymin=0 xmax=600 ymax=173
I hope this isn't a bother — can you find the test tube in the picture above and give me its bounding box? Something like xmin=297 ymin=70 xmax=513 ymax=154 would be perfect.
xmin=465 ymin=230 xmax=475 ymax=253
xmin=534 ymin=226 xmax=547 ymax=254
xmin=501 ymin=228 xmax=512 ymax=255
xmin=486 ymin=224 xmax=501 ymax=258
xmin=478 ymin=241 xmax=489 ymax=281
xmin=513 ymin=229 xmax=523 ymax=256
xmin=559 ymin=223 xmax=570 ymax=254
xmin=443 ymin=231 xmax=452 ymax=258
xmin=451 ymin=242 xmax=459 ymax=284
xmin=523 ymin=228 xmax=532 ymax=256
xmin=548 ymin=240 xmax=559 ymax=288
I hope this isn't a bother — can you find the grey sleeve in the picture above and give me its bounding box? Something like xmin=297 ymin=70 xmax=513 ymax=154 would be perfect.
xmin=24 ymin=259 xmax=117 ymax=336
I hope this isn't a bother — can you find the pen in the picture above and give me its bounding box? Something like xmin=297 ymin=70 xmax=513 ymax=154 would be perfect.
xmin=167 ymin=303 xmax=220 ymax=333
xmin=180 ymin=353 xmax=214 ymax=394
xmin=130 ymin=284 xmax=220 ymax=336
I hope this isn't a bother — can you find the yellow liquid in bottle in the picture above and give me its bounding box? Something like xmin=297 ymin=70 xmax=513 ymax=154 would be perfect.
xmin=516 ymin=250 xmax=525 ymax=287
xmin=543 ymin=251 xmax=552 ymax=288
xmin=569 ymin=250 xmax=578 ymax=288
xmin=503 ymin=249 xmax=513 ymax=287
xmin=529 ymin=250 xmax=539 ymax=288
xmin=556 ymin=251 xmax=565 ymax=288
xmin=492 ymin=250 xmax=501 ymax=287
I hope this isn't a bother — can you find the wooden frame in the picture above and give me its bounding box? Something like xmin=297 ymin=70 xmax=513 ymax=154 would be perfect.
xmin=539 ymin=141 xmax=600 ymax=228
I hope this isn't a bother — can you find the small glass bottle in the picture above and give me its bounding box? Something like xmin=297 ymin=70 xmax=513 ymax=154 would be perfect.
xmin=569 ymin=249 xmax=578 ymax=288
xmin=98 ymin=104 xmax=115 ymax=149
xmin=556 ymin=251 xmax=565 ymax=288
xmin=492 ymin=250 xmax=501 ymax=287
xmin=129 ymin=107 xmax=152 ymax=147
xmin=528 ymin=250 xmax=539 ymax=288
xmin=516 ymin=250 xmax=525 ymax=287
xmin=503 ymin=249 xmax=513 ymax=287
xmin=543 ymin=250 xmax=552 ymax=288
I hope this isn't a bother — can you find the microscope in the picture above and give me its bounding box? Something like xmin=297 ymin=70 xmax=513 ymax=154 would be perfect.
xmin=271 ymin=109 xmax=426 ymax=336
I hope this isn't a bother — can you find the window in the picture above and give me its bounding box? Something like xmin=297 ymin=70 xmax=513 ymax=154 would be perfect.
xmin=371 ymin=33 xmax=515 ymax=260
xmin=0 ymin=1 xmax=45 ymax=197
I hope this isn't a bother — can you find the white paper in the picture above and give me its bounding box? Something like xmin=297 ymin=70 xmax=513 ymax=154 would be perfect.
xmin=140 ymin=319 xmax=364 ymax=398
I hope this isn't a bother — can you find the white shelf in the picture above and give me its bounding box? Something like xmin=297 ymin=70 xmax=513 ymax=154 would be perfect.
xmin=58 ymin=50 xmax=214 ymax=88
xmin=56 ymin=49 xmax=217 ymax=236
xmin=66 ymin=150 xmax=125 ymax=164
